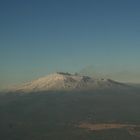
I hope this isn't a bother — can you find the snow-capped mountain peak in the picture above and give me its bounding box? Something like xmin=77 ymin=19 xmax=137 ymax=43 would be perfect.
xmin=12 ymin=72 xmax=128 ymax=93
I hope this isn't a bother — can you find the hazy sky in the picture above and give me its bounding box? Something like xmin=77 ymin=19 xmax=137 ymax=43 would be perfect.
xmin=0 ymin=0 xmax=140 ymax=89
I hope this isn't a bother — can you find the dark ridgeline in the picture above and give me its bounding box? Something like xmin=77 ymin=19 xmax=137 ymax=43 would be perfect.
xmin=57 ymin=72 xmax=72 ymax=76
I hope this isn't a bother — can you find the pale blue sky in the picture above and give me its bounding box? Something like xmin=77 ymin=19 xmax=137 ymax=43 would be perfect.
xmin=0 ymin=0 xmax=140 ymax=89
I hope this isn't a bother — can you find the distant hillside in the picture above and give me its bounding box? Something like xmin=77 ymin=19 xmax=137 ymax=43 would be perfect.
xmin=9 ymin=72 xmax=130 ymax=93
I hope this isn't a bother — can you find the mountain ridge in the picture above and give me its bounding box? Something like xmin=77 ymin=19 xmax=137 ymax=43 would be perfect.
xmin=9 ymin=72 xmax=130 ymax=93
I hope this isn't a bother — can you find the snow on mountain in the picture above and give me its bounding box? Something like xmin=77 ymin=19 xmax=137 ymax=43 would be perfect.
xmin=12 ymin=72 xmax=128 ymax=93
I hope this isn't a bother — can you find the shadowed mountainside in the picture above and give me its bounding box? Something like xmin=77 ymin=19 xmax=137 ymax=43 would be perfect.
xmin=0 ymin=87 xmax=140 ymax=140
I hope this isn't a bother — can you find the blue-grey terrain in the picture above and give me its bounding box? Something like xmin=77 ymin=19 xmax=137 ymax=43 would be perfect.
xmin=0 ymin=73 xmax=140 ymax=140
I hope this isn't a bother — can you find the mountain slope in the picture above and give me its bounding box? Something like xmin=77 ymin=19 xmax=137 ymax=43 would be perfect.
xmin=11 ymin=72 xmax=129 ymax=93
